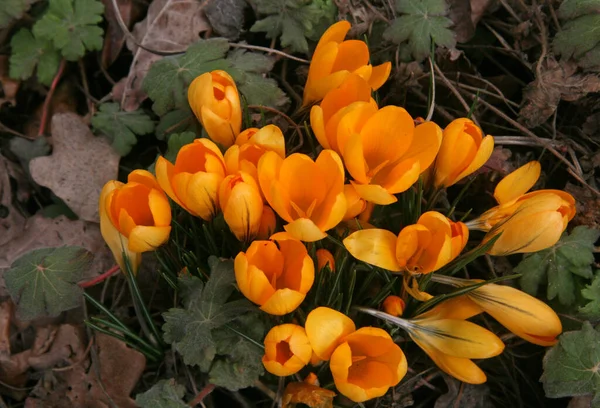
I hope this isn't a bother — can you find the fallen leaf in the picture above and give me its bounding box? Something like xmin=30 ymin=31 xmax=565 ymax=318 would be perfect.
xmin=520 ymin=60 xmax=600 ymax=127
xmin=447 ymin=0 xmax=475 ymax=43
xmin=564 ymin=182 xmax=600 ymax=230
xmin=29 ymin=113 xmax=119 ymax=222
xmin=101 ymin=0 xmax=133 ymax=68
xmin=114 ymin=0 xmax=210 ymax=111
xmin=0 ymin=155 xmax=26 ymax=247
xmin=435 ymin=375 xmax=492 ymax=407
xmin=0 ymin=301 xmax=12 ymax=361
xmin=205 ymin=0 xmax=246 ymax=40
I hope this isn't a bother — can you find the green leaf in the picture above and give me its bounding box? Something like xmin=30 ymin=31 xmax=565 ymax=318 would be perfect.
xmin=164 ymin=132 xmax=196 ymax=164
xmin=143 ymin=39 xmax=230 ymax=116
xmin=0 ymin=0 xmax=35 ymax=29
xmin=91 ymin=103 xmax=155 ymax=156
xmin=557 ymin=0 xmax=600 ymax=19
xmin=162 ymin=258 xmax=256 ymax=371
xmin=135 ymin=379 xmax=187 ymax=408
xmin=554 ymin=0 xmax=600 ymax=70
xmin=156 ymin=108 xmax=196 ymax=140
xmin=4 ymin=246 xmax=93 ymax=320
xmin=9 ymin=137 xmax=51 ymax=177
xmin=250 ymin=0 xmax=336 ymax=53
xmin=579 ymin=272 xmax=600 ymax=318
xmin=9 ymin=28 xmax=61 ymax=85
xmin=517 ymin=226 xmax=600 ymax=306
xmin=542 ymin=322 xmax=600 ymax=405
xmin=384 ymin=0 xmax=456 ymax=60
xmin=32 ymin=0 xmax=104 ymax=61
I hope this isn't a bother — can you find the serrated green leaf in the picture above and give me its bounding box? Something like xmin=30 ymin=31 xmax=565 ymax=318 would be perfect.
xmin=162 ymin=259 xmax=255 ymax=370
xmin=156 ymin=108 xmax=197 ymax=140
xmin=517 ymin=226 xmax=600 ymax=305
xmin=579 ymin=272 xmax=600 ymax=318
xmin=135 ymin=379 xmax=187 ymax=408
xmin=91 ymin=103 xmax=155 ymax=156
xmin=4 ymin=246 xmax=93 ymax=320
xmin=554 ymin=15 xmax=600 ymax=59
xmin=250 ymin=0 xmax=336 ymax=53
xmin=143 ymin=39 xmax=231 ymax=116
xmin=557 ymin=0 xmax=600 ymax=20
xmin=164 ymin=132 xmax=196 ymax=163
xmin=384 ymin=0 xmax=456 ymax=60
xmin=9 ymin=28 xmax=61 ymax=85
xmin=32 ymin=0 xmax=104 ymax=61
xmin=542 ymin=322 xmax=600 ymax=405
xmin=0 ymin=0 xmax=35 ymax=29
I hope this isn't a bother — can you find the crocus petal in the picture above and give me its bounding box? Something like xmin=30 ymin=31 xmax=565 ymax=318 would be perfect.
xmin=350 ymin=182 xmax=397 ymax=205
xmin=454 ymin=135 xmax=495 ymax=183
xmin=201 ymin=106 xmax=237 ymax=148
xmin=416 ymin=296 xmax=483 ymax=320
xmin=368 ymin=62 xmax=392 ymax=90
xmin=284 ymin=218 xmax=328 ymax=242
xmin=305 ymin=307 xmax=356 ymax=360
xmin=185 ymin=171 xmax=221 ymax=221
xmin=155 ymin=156 xmax=185 ymax=209
xmin=314 ymin=20 xmax=351 ymax=53
xmin=344 ymin=229 xmax=401 ymax=271
xmin=128 ymin=169 xmax=161 ymax=190
xmin=148 ymin=189 xmax=171 ymax=226
xmin=494 ymin=161 xmax=541 ymax=205
xmin=379 ymin=158 xmax=421 ymax=195
xmin=128 ymin=226 xmax=171 ymax=252
xmin=401 ymin=121 xmax=443 ymax=172
xmin=261 ymin=289 xmax=307 ymax=316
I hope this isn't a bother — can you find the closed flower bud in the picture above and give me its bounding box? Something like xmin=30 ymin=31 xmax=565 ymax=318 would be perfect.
xmin=330 ymin=327 xmax=407 ymax=402
xmin=99 ymin=170 xmax=171 ymax=273
xmin=218 ymin=171 xmax=263 ymax=242
xmin=258 ymin=150 xmax=347 ymax=242
xmin=156 ymin=139 xmax=226 ymax=221
xmin=382 ymin=295 xmax=405 ymax=317
xmin=257 ymin=205 xmax=277 ymax=239
xmin=263 ymin=324 xmax=313 ymax=376
xmin=316 ymin=249 xmax=335 ymax=272
xmin=344 ymin=211 xmax=468 ymax=274
xmin=188 ymin=70 xmax=242 ymax=147
xmin=303 ymin=21 xmax=391 ymax=105
xmin=433 ymin=118 xmax=494 ymax=188
xmin=235 ymin=234 xmax=314 ymax=315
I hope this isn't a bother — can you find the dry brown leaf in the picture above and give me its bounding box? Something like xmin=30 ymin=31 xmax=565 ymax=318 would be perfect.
xmin=434 ymin=375 xmax=492 ymax=407
xmin=448 ymin=0 xmax=475 ymax=43
xmin=0 ymin=155 xmax=26 ymax=247
xmin=29 ymin=113 xmax=119 ymax=222
xmin=565 ymin=182 xmax=600 ymax=230
xmin=101 ymin=0 xmax=134 ymax=68
xmin=114 ymin=0 xmax=210 ymax=111
xmin=0 ymin=301 xmax=12 ymax=361
xmin=520 ymin=60 xmax=600 ymax=127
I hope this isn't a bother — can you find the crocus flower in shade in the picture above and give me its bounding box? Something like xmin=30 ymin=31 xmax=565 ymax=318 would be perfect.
xmin=257 ymin=205 xmax=277 ymax=239
xmin=156 ymin=139 xmax=226 ymax=221
xmin=303 ymin=21 xmax=391 ymax=105
xmin=336 ymin=105 xmax=442 ymax=204
xmin=382 ymin=295 xmax=405 ymax=317
xmin=234 ymin=234 xmax=314 ymax=315
xmin=188 ymin=70 xmax=242 ymax=147
xmin=344 ymin=211 xmax=468 ymax=274
xmin=433 ymin=118 xmax=494 ymax=188
xmin=218 ymin=171 xmax=263 ymax=242
xmin=262 ymin=324 xmax=313 ymax=376
xmin=432 ymin=275 xmax=562 ymax=346
xmin=310 ymin=74 xmax=377 ymax=153
xmin=282 ymin=376 xmax=336 ymax=408
xmin=316 ymin=249 xmax=335 ymax=272
xmin=305 ymin=307 xmax=356 ymax=360
xmin=258 ymin=150 xmax=346 ymax=242
xmin=224 ymin=125 xmax=286 ymax=181
xmin=99 ymin=170 xmax=171 ymax=273
xmin=329 ymin=327 xmax=407 ymax=402
xmin=342 ymin=184 xmax=367 ymax=220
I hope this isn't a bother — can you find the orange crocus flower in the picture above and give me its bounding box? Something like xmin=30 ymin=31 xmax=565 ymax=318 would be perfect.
xmin=382 ymin=295 xmax=405 ymax=317
xmin=188 ymin=70 xmax=242 ymax=147
xmin=99 ymin=170 xmax=171 ymax=273
xmin=342 ymin=184 xmax=367 ymax=220
xmin=316 ymin=248 xmax=335 ymax=272
xmin=258 ymin=150 xmax=347 ymax=242
xmin=305 ymin=307 xmax=356 ymax=360
xmin=344 ymin=211 xmax=468 ymax=274
xmin=303 ymin=21 xmax=391 ymax=105
xmin=218 ymin=171 xmax=263 ymax=242
xmin=257 ymin=205 xmax=277 ymax=239
xmin=262 ymin=324 xmax=313 ymax=376
xmin=156 ymin=139 xmax=226 ymax=221
xmin=234 ymin=233 xmax=314 ymax=315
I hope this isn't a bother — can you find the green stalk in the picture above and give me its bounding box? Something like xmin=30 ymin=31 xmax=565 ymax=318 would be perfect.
xmin=90 ymin=317 xmax=161 ymax=358
xmin=84 ymin=321 xmax=161 ymax=362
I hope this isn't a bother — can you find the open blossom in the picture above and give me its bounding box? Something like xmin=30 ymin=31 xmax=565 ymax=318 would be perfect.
xmin=156 ymin=139 xmax=226 ymax=221
xmin=344 ymin=211 xmax=468 ymax=274
xmin=433 ymin=118 xmax=494 ymax=188
xmin=258 ymin=150 xmax=346 ymax=242
xmin=234 ymin=233 xmax=314 ymax=315
xmin=303 ymin=21 xmax=391 ymax=105
xmin=262 ymin=324 xmax=313 ymax=376
xmin=99 ymin=170 xmax=171 ymax=273
xmin=218 ymin=171 xmax=263 ymax=242
xmin=305 ymin=307 xmax=356 ymax=360
xmin=188 ymin=70 xmax=241 ymax=147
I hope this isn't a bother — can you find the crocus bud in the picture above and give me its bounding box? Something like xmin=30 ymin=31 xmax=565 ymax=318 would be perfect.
xmin=382 ymin=295 xmax=405 ymax=317
xmin=316 ymin=249 xmax=335 ymax=272
xmin=257 ymin=205 xmax=277 ymax=239
xmin=218 ymin=171 xmax=263 ymax=242
xmin=262 ymin=324 xmax=313 ymax=376
xmin=99 ymin=170 xmax=171 ymax=274
xmin=433 ymin=118 xmax=494 ymax=188
xmin=188 ymin=70 xmax=242 ymax=147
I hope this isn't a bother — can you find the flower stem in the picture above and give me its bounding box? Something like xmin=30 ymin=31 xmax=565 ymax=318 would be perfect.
xmin=79 ymin=265 xmax=120 ymax=288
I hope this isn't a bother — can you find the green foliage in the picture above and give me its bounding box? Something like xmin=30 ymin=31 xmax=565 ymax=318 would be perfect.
xmin=9 ymin=28 xmax=61 ymax=85
xmin=0 ymin=0 xmax=34 ymax=29
xmin=554 ymin=0 xmax=600 ymax=70
xmin=517 ymin=226 xmax=600 ymax=305
xmin=4 ymin=246 xmax=93 ymax=320
xmin=542 ymin=322 xmax=600 ymax=406
xmin=162 ymin=258 xmax=264 ymax=389
xmin=135 ymin=379 xmax=187 ymax=408
xmin=384 ymin=0 xmax=456 ymax=61
xmin=579 ymin=272 xmax=600 ymax=318
xmin=9 ymin=137 xmax=50 ymax=173
xmin=156 ymin=108 xmax=197 ymax=140
xmin=91 ymin=103 xmax=155 ymax=156
xmin=250 ymin=0 xmax=336 ymax=53
xmin=33 ymin=0 xmax=104 ymax=61
xmin=143 ymin=39 xmax=288 ymax=116
xmin=164 ymin=132 xmax=196 ymax=163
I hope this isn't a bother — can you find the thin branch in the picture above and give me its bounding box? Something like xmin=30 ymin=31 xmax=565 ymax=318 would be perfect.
xmin=434 ymin=64 xmax=480 ymax=127
xmin=230 ymin=43 xmax=310 ymax=64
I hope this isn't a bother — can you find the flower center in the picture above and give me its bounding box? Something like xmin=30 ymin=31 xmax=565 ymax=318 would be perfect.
xmin=275 ymin=340 xmax=293 ymax=364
